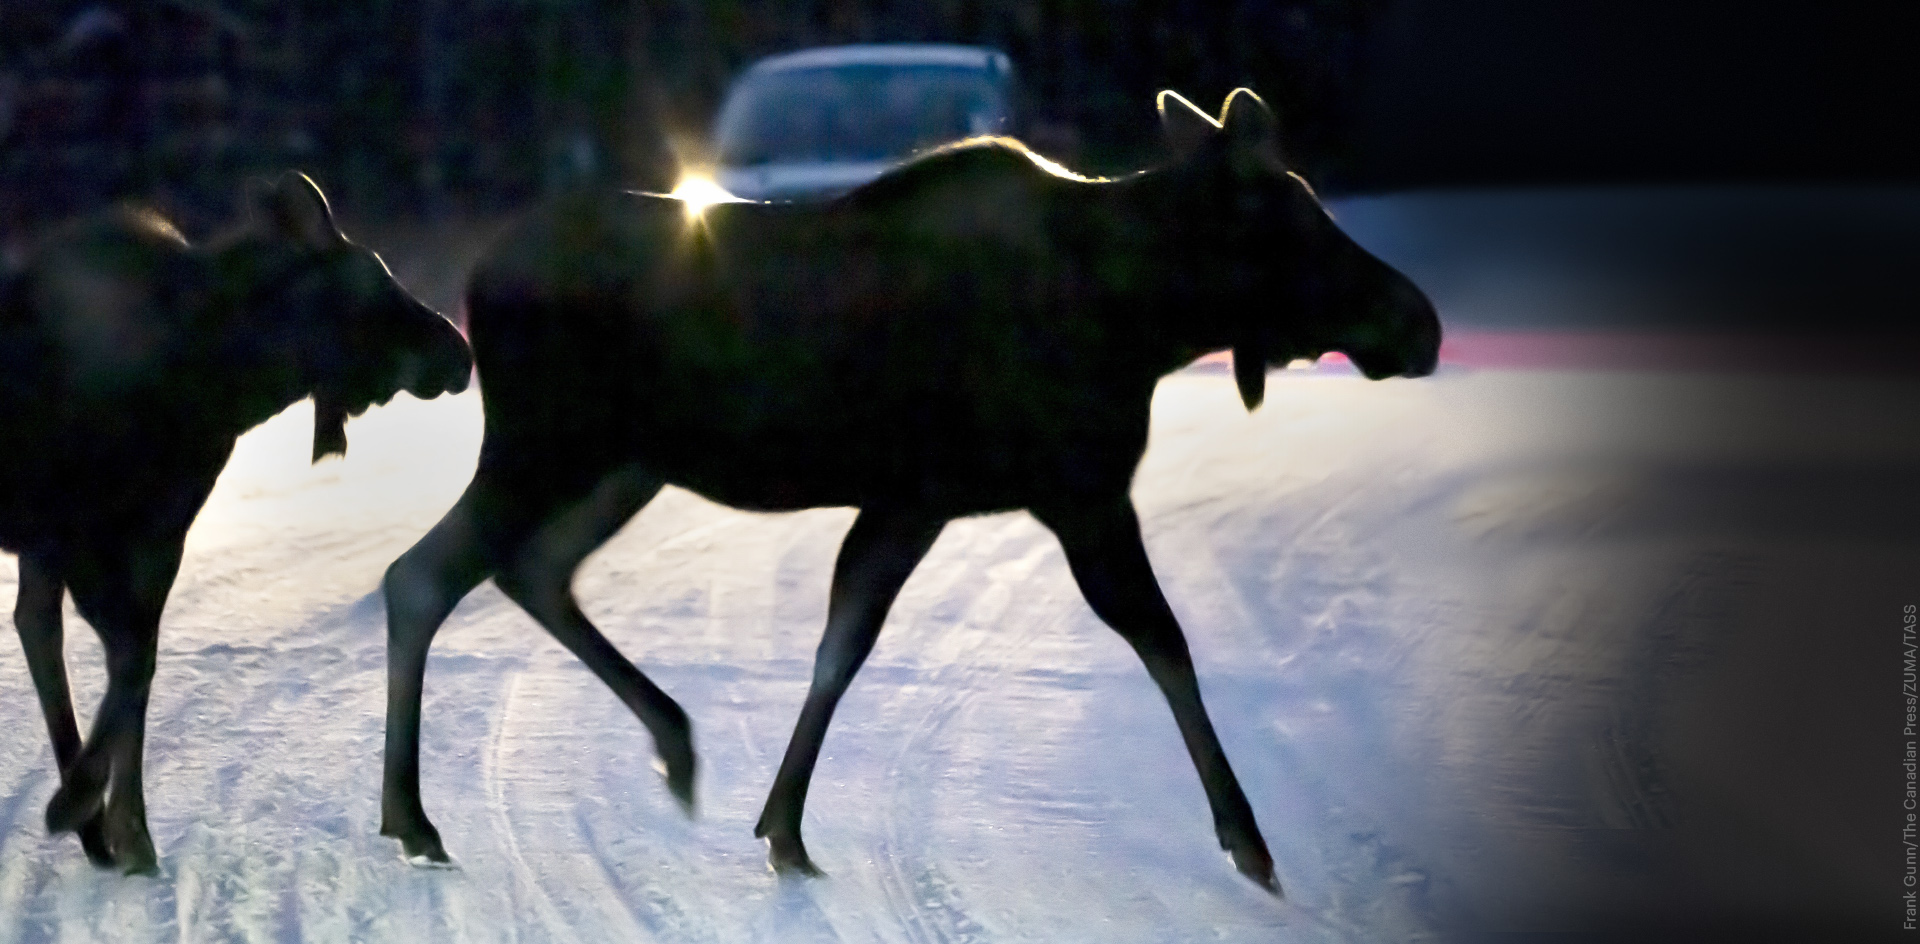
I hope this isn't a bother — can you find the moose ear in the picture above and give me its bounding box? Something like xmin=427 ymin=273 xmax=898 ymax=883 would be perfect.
xmin=243 ymin=175 xmax=277 ymax=219
xmin=1219 ymin=88 xmax=1282 ymax=164
xmin=251 ymin=171 xmax=341 ymax=251
xmin=1158 ymin=90 xmax=1220 ymax=159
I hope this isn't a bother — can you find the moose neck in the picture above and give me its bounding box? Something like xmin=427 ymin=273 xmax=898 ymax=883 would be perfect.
xmin=1095 ymin=165 xmax=1265 ymax=375
xmin=187 ymin=234 xmax=327 ymax=437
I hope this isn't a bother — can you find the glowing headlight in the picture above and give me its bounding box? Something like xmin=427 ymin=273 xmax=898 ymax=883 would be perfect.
xmin=669 ymin=174 xmax=740 ymax=218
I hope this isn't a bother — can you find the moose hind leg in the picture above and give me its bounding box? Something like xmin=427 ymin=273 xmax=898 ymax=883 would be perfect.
xmin=490 ymin=466 xmax=696 ymax=811
xmin=13 ymin=556 xmax=112 ymax=865
xmin=755 ymin=506 xmax=946 ymax=877
xmin=1034 ymin=498 xmax=1280 ymax=895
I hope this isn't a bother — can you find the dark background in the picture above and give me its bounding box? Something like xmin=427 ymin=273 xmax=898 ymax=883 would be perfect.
xmin=1347 ymin=0 xmax=1920 ymax=190
xmin=0 ymin=0 xmax=1386 ymax=232
xmin=4 ymin=0 xmax=1915 ymax=234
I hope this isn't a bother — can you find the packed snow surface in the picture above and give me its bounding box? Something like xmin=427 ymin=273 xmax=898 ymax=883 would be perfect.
xmin=2 ymin=362 xmax=1913 ymax=941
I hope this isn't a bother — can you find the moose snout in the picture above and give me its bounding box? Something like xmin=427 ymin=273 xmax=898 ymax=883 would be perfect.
xmin=1345 ymin=302 xmax=1440 ymax=380
xmin=1377 ymin=281 xmax=1442 ymax=379
xmin=1403 ymin=302 xmax=1442 ymax=378
xmin=405 ymin=307 xmax=474 ymax=397
xmin=1339 ymin=257 xmax=1442 ymax=380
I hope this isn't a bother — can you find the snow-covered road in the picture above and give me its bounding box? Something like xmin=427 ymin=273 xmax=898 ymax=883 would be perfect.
xmin=3 ymin=360 xmax=1915 ymax=942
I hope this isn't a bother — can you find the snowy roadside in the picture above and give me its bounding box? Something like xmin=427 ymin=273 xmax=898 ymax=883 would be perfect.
xmin=2 ymin=363 xmax=1914 ymax=942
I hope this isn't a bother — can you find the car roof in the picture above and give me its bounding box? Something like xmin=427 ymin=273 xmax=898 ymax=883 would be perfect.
xmin=745 ymin=44 xmax=1011 ymax=75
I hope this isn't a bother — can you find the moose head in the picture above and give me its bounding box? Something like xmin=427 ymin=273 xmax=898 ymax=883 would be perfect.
xmin=239 ymin=172 xmax=473 ymax=460
xmin=1158 ymin=89 xmax=1441 ymax=409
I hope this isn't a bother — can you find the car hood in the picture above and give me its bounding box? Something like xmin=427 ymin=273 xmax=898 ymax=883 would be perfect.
xmin=717 ymin=160 xmax=900 ymax=202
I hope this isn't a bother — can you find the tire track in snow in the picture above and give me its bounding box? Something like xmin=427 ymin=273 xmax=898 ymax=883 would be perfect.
xmin=460 ymin=499 xmax=866 ymax=943
xmin=483 ymin=669 xmax=590 ymax=943
xmin=869 ymin=516 xmax=1058 ymax=944
xmin=569 ymin=808 xmax=716 ymax=944
xmin=485 ymin=654 xmax=748 ymax=943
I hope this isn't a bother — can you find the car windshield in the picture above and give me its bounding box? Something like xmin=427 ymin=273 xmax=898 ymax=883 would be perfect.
xmin=716 ymin=64 xmax=1007 ymax=166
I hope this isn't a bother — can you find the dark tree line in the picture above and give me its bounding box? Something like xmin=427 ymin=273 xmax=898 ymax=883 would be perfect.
xmin=1 ymin=0 xmax=1389 ymax=234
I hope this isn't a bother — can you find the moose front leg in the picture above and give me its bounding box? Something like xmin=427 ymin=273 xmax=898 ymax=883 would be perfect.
xmin=379 ymin=463 xmax=609 ymax=863
xmin=755 ymin=506 xmax=947 ymax=876
xmin=45 ymin=539 xmax=183 ymax=875
xmin=1034 ymin=496 xmax=1280 ymax=895
xmin=379 ymin=477 xmax=506 ymax=864
xmin=13 ymin=555 xmax=113 ymax=866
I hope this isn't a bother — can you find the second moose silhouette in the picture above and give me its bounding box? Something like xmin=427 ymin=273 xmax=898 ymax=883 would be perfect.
xmin=3 ymin=173 xmax=472 ymax=872
xmin=379 ymin=89 xmax=1439 ymax=894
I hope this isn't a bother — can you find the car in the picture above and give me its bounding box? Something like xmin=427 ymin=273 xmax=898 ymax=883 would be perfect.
xmin=711 ymin=43 xmax=1017 ymax=202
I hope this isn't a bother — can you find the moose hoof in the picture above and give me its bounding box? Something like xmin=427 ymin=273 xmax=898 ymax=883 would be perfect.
xmin=45 ymin=782 xmax=106 ymax=837
xmin=395 ymin=836 xmax=450 ymax=866
xmin=103 ymin=816 xmax=159 ymax=875
xmin=1222 ymin=833 xmax=1281 ymax=897
xmin=1232 ymin=852 xmax=1281 ymax=897
xmin=113 ymin=837 xmax=160 ymax=876
xmin=77 ymin=818 xmax=115 ymax=868
xmin=119 ymin=853 xmax=160 ymax=876
xmin=405 ymin=851 xmax=460 ymax=870
xmin=381 ymin=816 xmax=450 ymax=866
xmin=651 ymin=752 xmax=696 ymax=818
xmin=394 ymin=836 xmax=452 ymax=867
xmin=763 ymin=834 xmax=825 ymax=878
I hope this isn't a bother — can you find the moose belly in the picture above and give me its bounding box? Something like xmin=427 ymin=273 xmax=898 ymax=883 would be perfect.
xmin=592 ymin=323 xmax=1155 ymax=515
xmin=634 ymin=406 xmax=1144 ymax=517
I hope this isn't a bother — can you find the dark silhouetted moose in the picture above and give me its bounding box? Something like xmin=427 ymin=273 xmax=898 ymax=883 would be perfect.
xmin=2 ymin=172 xmax=472 ymax=873
xmin=379 ymin=89 xmax=1439 ymax=895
